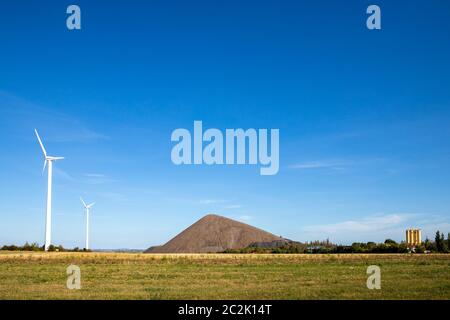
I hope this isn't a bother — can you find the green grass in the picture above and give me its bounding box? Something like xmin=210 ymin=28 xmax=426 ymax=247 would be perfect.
xmin=0 ymin=252 xmax=449 ymax=299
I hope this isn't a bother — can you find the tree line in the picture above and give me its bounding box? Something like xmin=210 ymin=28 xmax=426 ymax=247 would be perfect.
xmin=0 ymin=242 xmax=91 ymax=252
xmin=222 ymin=231 xmax=450 ymax=254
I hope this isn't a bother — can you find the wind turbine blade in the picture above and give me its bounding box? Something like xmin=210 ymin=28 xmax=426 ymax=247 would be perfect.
xmin=87 ymin=202 xmax=95 ymax=208
xmin=42 ymin=159 xmax=47 ymax=174
xmin=46 ymin=156 xmax=65 ymax=161
xmin=80 ymin=197 xmax=87 ymax=207
xmin=34 ymin=129 xmax=47 ymax=157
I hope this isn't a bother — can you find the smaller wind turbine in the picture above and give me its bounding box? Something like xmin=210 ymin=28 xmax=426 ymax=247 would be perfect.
xmin=80 ymin=197 xmax=95 ymax=250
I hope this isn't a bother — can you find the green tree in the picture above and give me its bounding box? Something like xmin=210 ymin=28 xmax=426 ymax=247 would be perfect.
xmin=435 ymin=231 xmax=444 ymax=252
xmin=384 ymin=239 xmax=397 ymax=245
xmin=424 ymin=237 xmax=435 ymax=251
xmin=448 ymin=233 xmax=450 ymax=251
xmin=442 ymin=233 xmax=448 ymax=253
xmin=415 ymin=245 xmax=425 ymax=253
xmin=367 ymin=242 xmax=377 ymax=250
xmin=30 ymin=242 xmax=41 ymax=251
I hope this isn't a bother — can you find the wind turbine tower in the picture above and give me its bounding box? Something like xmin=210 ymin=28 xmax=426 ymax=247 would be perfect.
xmin=80 ymin=198 xmax=95 ymax=250
xmin=35 ymin=129 xmax=64 ymax=251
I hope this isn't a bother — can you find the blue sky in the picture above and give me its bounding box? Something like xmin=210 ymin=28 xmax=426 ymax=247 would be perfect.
xmin=1 ymin=0 xmax=450 ymax=249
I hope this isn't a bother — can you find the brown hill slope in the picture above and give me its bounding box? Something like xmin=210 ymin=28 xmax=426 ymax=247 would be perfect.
xmin=145 ymin=214 xmax=283 ymax=253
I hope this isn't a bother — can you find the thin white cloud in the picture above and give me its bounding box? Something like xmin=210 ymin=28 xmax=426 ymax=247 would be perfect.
xmin=289 ymin=158 xmax=386 ymax=170
xmin=225 ymin=204 xmax=243 ymax=209
xmin=196 ymin=199 xmax=226 ymax=205
xmin=0 ymin=91 xmax=109 ymax=142
xmin=82 ymin=173 xmax=115 ymax=185
xmin=300 ymin=213 xmax=450 ymax=244
xmin=51 ymin=169 xmax=114 ymax=185
xmin=53 ymin=167 xmax=77 ymax=182
xmin=289 ymin=160 xmax=354 ymax=170
xmin=196 ymin=200 xmax=244 ymax=212
xmin=95 ymin=192 xmax=127 ymax=202
xmin=50 ymin=127 xmax=109 ymax=142
xmin=303 ymin=214 xmax=412 ymax=234
xmin=83 ymin=173 xmax=107 ymax=178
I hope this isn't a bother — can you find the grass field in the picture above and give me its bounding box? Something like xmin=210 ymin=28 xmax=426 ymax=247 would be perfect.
xmin=0 ymin=252 xmax=449 ymax=299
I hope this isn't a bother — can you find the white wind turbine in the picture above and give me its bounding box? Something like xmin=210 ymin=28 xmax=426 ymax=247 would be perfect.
xmin=80 ymin=198 xmax=95 ymax=250
xmin=35 ymin=129 xmax=64 ymax=251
